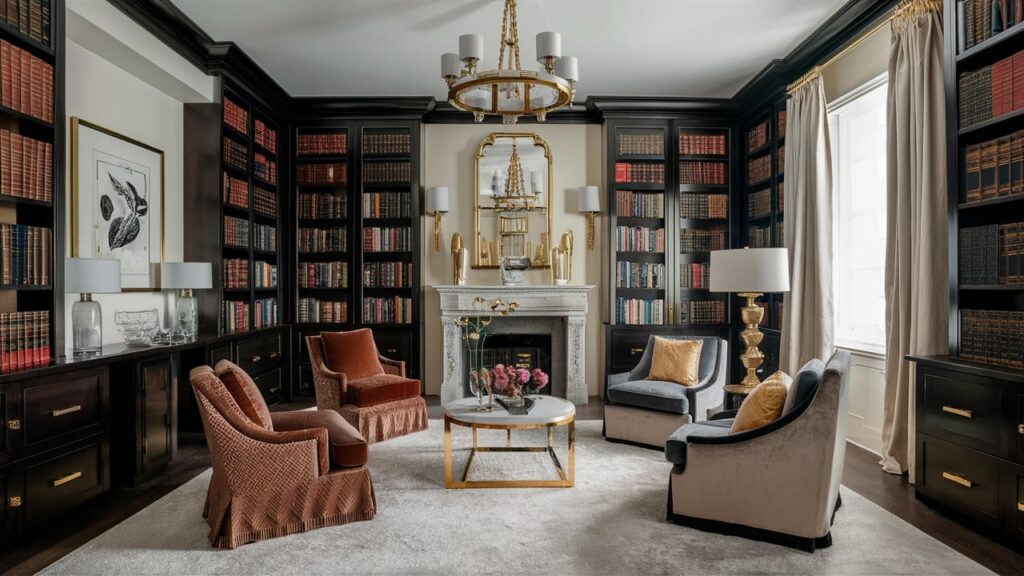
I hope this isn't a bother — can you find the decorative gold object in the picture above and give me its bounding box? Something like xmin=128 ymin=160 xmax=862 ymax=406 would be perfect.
xmin=550 ymin=230 xmax=574 ymax=285
xmin=577 ymin=186 xmax=600 ymax=250
xmin=426 ymin=187 xmax=450 ymax=252
xmin=723 ymin=293 xmax=766 ymax=395
xmin=451 ymin=232 xmax=467 ymax=285
xmin=941 ymin=471 xmax=973 ymax=488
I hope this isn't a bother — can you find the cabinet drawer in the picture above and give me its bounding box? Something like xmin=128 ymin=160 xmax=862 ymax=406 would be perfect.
xmin=235 ymin=333 xmax=283 ymax=374
xmin=375 ymin=332 xmax=412 ymax=366
xmin=918 ymin=435 xmax=1001 ymax=529
xmin=918 ymin=372 xmax=1004 ymax=456
xmin=296 ymin=364 xmax=315 ymax=396
xmin=609 ymin=331 xmax=651 ymax=369
xmin=253 ymin=369 xmax=284 ymax=405
xmin=23 ymin=442 xmax=104 ymax=524
xmin=21 ymin=371 xmax=105 ymax=451
xmin=209 ymin=343 xmax=232 ymax=366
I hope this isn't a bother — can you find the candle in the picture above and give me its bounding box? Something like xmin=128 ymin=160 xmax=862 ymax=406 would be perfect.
xmin=459 ymin=34 xmax=483 ymax=63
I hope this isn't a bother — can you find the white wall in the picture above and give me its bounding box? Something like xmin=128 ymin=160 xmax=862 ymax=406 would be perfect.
xmin=421 ymin=124 xmax=605 ymax=398
xmin=63 ymin=0 xmax=214 ymax=355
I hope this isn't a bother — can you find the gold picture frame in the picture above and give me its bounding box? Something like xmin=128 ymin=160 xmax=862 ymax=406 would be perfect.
xmin=70 ymin=117 xmax=165 ymax=292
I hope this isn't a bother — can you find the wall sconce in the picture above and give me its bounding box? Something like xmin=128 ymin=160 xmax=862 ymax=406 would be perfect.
xmin=426 ymin=186 xmax=450 ymax=251
xmin=577 ymin=185 xmax=600 ymax=250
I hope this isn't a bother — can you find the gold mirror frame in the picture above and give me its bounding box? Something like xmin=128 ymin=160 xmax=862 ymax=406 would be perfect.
xmin=473 ymin=132 xmax=553 ymax=269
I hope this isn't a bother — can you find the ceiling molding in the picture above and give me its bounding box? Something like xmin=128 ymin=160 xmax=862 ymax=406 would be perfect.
xmin=586 ymin=96 xmax=736 ymax=118
xmin=291 ymin=97 xmax=437 ymax=119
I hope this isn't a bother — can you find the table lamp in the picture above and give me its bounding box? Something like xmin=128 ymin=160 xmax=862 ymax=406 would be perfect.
xmin=709 ymin=248 xmax=790 ymax=393
xmin=161 ymin=262 xmax=212 ymax=342
xmin=65 ymin=258 xmax=122 ymax=356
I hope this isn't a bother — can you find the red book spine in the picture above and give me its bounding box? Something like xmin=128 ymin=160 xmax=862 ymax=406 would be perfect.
xmin=1015 ymin=53 xmax=1024 ymax=112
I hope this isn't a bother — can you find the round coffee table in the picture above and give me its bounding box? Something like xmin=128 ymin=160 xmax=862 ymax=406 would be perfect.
xmin=443 ymin=395 xmax=575 ymax=489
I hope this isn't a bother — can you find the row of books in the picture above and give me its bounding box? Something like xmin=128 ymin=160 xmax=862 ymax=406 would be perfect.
xmin=615 ymin=298 xmax=664 ymax=325
xmin=748 ymin=121 xmax=768 ymax=152
xmin=223 ymin=172 xmax=248 ymax=208
xmin=618 ymin=133 xmax=664 ymax=156
xmin=779 ymin=182 xmax=785 ymax=212
xmin=679 ymin=193 xmax=728 ymax=219
xmin=957 ymin=0 xmax=1023 ymax=52
xmin=363 ymin=131 xmax=411 ymax=156
xmin=363 ymin=261 xmax=414 ymax=288
xmin=254 ymin=223 xmax=276 ymax=252
xmin=298 ymin=298 xmax=347 ymax=323
xmin=363 ymin=192 xmax=411 ymax=218
xmin=679 ymin=161 xmax=727 ymax=185
xmin=679 ymin=132 xmax=727 ymax=156
xmin=959 ymin=222 xmax=1024 ymax=284
xmin=959 ymin=308 xmax=1024 ymax=368
xmin=679 ymin=299 xmax=726 ymax=324
xmin=615 ymin=226 xmax=665 ymax=252
xmin=615 ymin=190 xmax=664 ymax=218
xmin=224 ymin=259 xmax=249 ymax=289
xmin=614 ymin=162 xmax=664 ymax=184
xmin=297 ymin=132 xmax=347 ymax=156
xmin=680 ymin=228 xmax=726 ymax=252
xmin=223 ymin=137 xmax=248 ymax=173
xmin=748 ymin=155 xmax=771 ymax=185
xmin=1 ymin=40 xmax=53 ymax=123
xmin=297 ymin=192 xmax=346 ymax=219
xmin=777 ymin=145 xmax=785 ymax=174
xmin=363 ymin=161 xmax=411 ymax=184
xmin=680 ymin=262 xmax=711 ymax=289
xmin=223 ymin=216 xmax=249 ymax=248
xmin=363 ymin=226 xmax=411 ymax=252
xmin=777 ymin=221 xmax=785 ymax=247
xmin=0 ymin=310 xmax=49 ymax=372
xmin=962 ymin=128 xmax=1024 ymax=202
xmin=254 ymin=186 xmax=276 ymax=218
xmin=253 ymin=261 xmax=277 ymax=289
xmin=298 ymin=227 xmax=346 ymax=253
xmin=749 ymin=225 xmax=772 ymax=248
xmin=957 ymin=51 xmax=1024 ymax=129
xmin=223 ymin=98 xmax=248 ymax=135
xmin=222 ymin=301 xmax=249 ymax=334
xmin=254 ymin=152 xmax=276 ymax=185
xmin=254 ymin=118 xmax=276 ymax=154
xmin=0 ymin=128 xmax=51 ymax=202
xmin=297 ymin=162 xmax=347 ymax=186
xmin=615 ymin=261 xmax=664 ymax=289
xmin=778 ymin=110 xmax=787 ymax=140
xmin=363 ymin=296 xmax=413 ymax=324
xmin=748 ymin=188 xmax=771 ymax=219
xmin=0 ymin=0 xmax=51 ymax=46
xmin=253 ymin=297 xmax=278 ymax=330
xmin=0 ymin=223 xmax=49 ymax=286
xmin=298 ymin=261 xmax=347 ymax=289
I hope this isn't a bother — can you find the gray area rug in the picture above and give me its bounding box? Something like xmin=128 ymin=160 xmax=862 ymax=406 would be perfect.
xmin=41 ymin=420 xmax=991 ymax=575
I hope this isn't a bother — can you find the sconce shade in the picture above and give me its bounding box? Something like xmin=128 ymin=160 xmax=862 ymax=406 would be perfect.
xmin=441 ymin=53 xmax=461 ymax=78
xmin=577 ymin=185 xmax=600 ymax=212
xmin=65 ymin=258 xmax=121 ymax=294
xmin=161 ymin=262 xmax=213 ymax=289
xmin=459 ymin=34 xmax=483 ymax=62
xmin=709 ymin=248 xmax=790 ymax=293
xmin=555 ymin=56 xmax=579 ymax=82
xmin=426 ymin=186 xmax=450 ymax=213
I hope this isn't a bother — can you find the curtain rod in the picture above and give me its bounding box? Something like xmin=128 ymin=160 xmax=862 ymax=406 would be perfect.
xmin=786 ymin=0 xmax=941 ymax=95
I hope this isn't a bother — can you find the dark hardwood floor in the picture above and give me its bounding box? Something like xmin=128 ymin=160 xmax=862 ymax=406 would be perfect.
xmin=2 ymin=397 xmax=1020 ymax=575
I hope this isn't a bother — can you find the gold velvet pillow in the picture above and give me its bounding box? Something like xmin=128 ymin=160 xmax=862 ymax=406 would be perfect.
xmin=645 ymin=337 xmax=703 ymax=387
xmin=731 ymin=370 xmax=792 ymax=433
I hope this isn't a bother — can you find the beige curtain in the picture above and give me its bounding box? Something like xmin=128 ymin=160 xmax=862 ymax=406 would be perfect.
xmin=880 ymin=0 xmax=947 ymax=477
xmin=781 ymin=75 xmax=833 ymax=376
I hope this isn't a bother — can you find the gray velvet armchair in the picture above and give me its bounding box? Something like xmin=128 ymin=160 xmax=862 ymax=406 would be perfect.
xmin=603 ymin=335 xmax=728 ymax=448
xmin=664 ymin=350 xmax=851 ymax=551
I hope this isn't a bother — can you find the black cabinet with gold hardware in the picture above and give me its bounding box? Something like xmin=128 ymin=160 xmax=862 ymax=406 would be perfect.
xmin=110 ymin=355 xmax=177 ymax=487
xmin=910 ymin=355 xmax=1024 ymax=552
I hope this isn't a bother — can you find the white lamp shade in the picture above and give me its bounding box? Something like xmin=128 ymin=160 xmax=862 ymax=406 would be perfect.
xmin=577 ymin=185 xmax=600 ymax=212
xmin=458 ymin=34 xmax=483 ymax=62
xmin=555 ymin=56 xmax=579 ymax=82
xmin=709 ymin=248 xmax=790 ymax=293
xmin=65 ymin=258 xmax=121 ymax=294
xmin=426 ymin=186 xmax=450 ymax=213
xmin=161 ymin=262 xmax=212 ymax=290
xmin=441 ymin=53 xmax=461 ymax=78
xmin=535 ymin=31 xmax=561 ymax=62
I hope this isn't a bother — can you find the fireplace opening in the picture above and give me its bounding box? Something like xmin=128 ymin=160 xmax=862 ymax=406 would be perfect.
xmin=470 ymin=333 xmax=553 ymax=396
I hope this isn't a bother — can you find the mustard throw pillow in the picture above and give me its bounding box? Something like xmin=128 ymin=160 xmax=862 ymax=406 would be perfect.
xmin=645 ymin=337 xmax=703 ymax=387
xmin=731 ymin=370 xmax=792 ymax=433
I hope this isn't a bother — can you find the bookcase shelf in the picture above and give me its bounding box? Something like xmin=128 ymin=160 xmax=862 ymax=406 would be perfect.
xmin=958 ymin=107 xmax=1024 ymax=140
xmin=956 ymin=19 xmax=1024 ymax=67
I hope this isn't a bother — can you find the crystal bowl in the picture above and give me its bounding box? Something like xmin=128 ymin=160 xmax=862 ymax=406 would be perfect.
xmin=114 ymin=309 xmax=159 ymax=347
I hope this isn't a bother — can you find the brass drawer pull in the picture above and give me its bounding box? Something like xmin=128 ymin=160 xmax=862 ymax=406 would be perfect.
xmin=269 ymin=386 xmax=280 ymax=395
xmin=52 ymin=471 xmax=82 ymax=487
xmin=386 ymin=348 xmax=398 ymax=354
xmin=630 ymin=348 xmax=644 ymax=355
xmin=269 ymin=352 xmax=280 ymax=360
xmin=52 ymin=405 xmax=82 ymax=417
xmin=942 ymin=471 xmax=972 ymax=488
xmin=8 ymin=496 xmax=22 ymax=507
xmin=941 ymin=406 xmax=973 ymax=419
xmin=6 ymin=419 xmax=19 ymax=430
xmin=1019 ymin=424 xmax=1024 ymax=435
xmin=1018 ymin=502 xmax=1024 ymax=513
xmin=251 ymin=355 xmax=262 ymax=363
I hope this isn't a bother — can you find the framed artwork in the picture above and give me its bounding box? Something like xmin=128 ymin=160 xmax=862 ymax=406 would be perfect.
xmin=71 ymin=117 xmax=164 ymax=291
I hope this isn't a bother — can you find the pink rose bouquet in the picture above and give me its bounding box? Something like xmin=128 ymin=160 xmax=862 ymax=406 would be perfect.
xmin=489 ymin=363 xmax=549 ymax=398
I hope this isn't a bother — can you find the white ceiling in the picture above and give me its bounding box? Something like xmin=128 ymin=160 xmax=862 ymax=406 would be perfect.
xmin=168 ymin=0 xmax=849 ymax=99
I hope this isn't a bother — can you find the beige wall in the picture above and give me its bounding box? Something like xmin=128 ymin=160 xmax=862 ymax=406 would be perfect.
xmin=421 ymin=124 xmax=605 ymax=398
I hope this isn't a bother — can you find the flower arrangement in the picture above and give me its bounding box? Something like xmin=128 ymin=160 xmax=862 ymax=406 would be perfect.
xmin=490 ymin=364 xmax=549 ymax=404
xmin=454 ymin=297 xmax=520 ymax=410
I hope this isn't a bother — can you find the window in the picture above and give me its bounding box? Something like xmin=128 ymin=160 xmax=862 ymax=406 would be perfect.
xmin=828 ymin=76 xmax=888 ymax=355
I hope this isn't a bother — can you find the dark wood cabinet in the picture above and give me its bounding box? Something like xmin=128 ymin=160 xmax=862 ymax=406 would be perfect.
xmin=0 ymin=383 xmax=10 ymax=468
xmin=20 ymin=440 xmax=106 ymax=528
xmin=110 ymin=355 xmax=176 ymax=486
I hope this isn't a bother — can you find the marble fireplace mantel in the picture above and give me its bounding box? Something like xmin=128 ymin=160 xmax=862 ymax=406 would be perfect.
xmin=436 ymin=285 xmax=595 ymax=406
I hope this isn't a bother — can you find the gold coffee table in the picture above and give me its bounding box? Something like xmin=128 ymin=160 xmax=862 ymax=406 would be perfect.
xmin=443 ymin=395 xmax=575 ymax=489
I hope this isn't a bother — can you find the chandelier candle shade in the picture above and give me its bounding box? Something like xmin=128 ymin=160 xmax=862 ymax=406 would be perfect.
xmin=441 ymin=0 xmax=579 ymax=124
xmin=161 ymin=262 xmax=213 ymax=343
xmin=577 ymin=186 xmax=600 ymax=250
xmin=709 ymin=248 xmax=790 ymax=393
xmin=65 ymin=258 xmax=122 ymax=356
xmin=426 ymin=187 xmax=450 ymax=252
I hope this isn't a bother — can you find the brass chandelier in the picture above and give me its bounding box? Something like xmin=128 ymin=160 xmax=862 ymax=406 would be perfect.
xmin=440 ymin=0 xmax=579 ymax=124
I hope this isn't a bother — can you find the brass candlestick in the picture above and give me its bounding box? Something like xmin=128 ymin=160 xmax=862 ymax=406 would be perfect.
xmin=725 ymin=292 xmax=765 ymax=395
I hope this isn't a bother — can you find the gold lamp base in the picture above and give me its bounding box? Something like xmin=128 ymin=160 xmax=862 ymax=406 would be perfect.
xmin=725 ymin=292 xmax=765 ymax=396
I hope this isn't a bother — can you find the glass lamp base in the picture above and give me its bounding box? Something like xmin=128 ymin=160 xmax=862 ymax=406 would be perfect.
xmin=72 ymin=297 xmax=102 ymax=356
xmin=175 ymin=292 xmax=199 ymax=342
